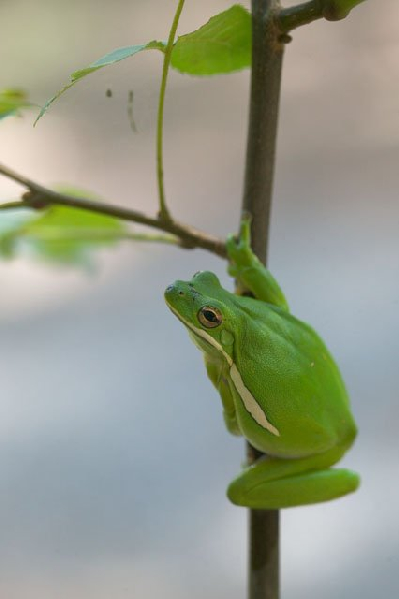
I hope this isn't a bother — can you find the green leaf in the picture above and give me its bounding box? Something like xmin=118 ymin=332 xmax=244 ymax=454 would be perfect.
xmin=23 ymin=207 xmax=125 ymax=265
xmin=170 ymin=5 xmax=251 ymax=75
xmin=35 ymin=41 xmax=165 ymax=125
xmin=72 ymin=41 xmax=165 ymax=81
xmin=0 ymin=88 xmax=31 ymax=120
xmin=0 ymin=189 xmax=126 ymax=266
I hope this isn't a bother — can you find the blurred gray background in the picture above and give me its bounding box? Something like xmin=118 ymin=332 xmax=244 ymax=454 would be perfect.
xmin=0 ymin=0 xmax=398 ymax=597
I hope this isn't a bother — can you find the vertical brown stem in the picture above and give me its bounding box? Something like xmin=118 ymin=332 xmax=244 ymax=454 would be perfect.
xmin=241 ymin=1 xmax=284 ymax=598
xmin=247 ymin=447 xmax=280 ymax=599
xmin=242 ymin=0 xmax=283 ymax=262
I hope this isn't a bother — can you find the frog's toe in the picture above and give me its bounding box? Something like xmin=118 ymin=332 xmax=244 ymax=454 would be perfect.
xmin=227 ymin=263 xmax=238 ymax=278
xmin=226 ymin=234 xmax=239 ymax=260
xmin=238 ymin=216 xmax=252 ymax=246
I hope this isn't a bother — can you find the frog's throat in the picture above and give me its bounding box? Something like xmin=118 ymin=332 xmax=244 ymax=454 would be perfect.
xmin=168 ymin=305 xmax=280 ymax=437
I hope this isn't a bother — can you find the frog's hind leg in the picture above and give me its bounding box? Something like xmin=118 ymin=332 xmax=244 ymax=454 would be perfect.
xmin=227 ymin=443 xmax=360 ymax=509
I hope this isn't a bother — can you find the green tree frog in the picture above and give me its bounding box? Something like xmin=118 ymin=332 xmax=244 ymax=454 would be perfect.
xmin=164 ymin=218 xmax=360 ymax=508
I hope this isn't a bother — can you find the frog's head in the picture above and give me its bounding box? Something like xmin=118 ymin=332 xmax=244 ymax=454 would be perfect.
xmin=164 ymin=271 xmax=237 ymax=359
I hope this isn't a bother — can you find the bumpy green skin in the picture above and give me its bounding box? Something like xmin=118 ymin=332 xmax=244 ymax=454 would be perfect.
xmin=164 ymin=219 xmax=360 ymax=508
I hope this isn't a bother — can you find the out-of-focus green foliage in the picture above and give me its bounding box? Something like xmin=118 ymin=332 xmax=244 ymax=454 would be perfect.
xmin=0 ymin=189 xmax=126 ymax=266
xmin=0 ymin=89 xmax=31 ymax=120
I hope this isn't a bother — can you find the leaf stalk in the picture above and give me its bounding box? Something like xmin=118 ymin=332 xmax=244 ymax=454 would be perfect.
xmin=156 ymin=0 xmax=186 ymax=220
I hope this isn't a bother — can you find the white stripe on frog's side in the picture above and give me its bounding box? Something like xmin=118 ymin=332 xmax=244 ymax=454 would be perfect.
xmin=167 ymin=305 xmax=280 ymax=437
xmin=228 ymin=363 xmax=280 ymax=437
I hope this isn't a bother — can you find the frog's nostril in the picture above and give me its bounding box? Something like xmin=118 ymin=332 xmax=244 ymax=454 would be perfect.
xmin=165 ymin=283 xmax=185 ymax=299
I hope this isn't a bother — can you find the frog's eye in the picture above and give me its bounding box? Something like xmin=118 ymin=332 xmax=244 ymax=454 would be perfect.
xmin=198 ymin=306 xmax=223 ymax=328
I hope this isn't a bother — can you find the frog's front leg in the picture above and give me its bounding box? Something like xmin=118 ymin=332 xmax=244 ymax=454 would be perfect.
xmin=204 ymin=356 xmax=241 ymax=436
xmin=227 ymin=442 xmax=360 ymax=509
xmin=226 ymin=216 xmax=289 ymax=311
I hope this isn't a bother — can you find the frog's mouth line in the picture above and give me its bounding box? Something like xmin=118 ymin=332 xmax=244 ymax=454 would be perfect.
xmin=166 ymin=302 xmax=280 ymax=438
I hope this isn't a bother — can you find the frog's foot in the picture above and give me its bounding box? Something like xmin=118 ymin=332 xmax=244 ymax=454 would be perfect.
xmin=227 ymin=448 xmax=360 ymax=509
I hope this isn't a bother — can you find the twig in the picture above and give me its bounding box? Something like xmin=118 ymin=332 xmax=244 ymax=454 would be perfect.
xmin=156 ymin=0 xmax=186 ymax=219
xmin=13 ymin=229 xmax=179 ymax=245
xmin=242 ymin=1 xmax=283 ymax=598
xmin=0 ymin=162 xmax=226 ymax=257
xmin=278 ymin=0 xmax=366 ymax=32
xmin=278 ymin=0 xmax=323 ymax=32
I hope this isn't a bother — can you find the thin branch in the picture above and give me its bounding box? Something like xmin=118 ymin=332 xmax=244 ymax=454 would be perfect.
xmin=278 ymin=0 xmax=366 ymax=33
xmin=14 ymin=230 xmax=179 ymax=245
xmin=124 ymin=232 xmax=178 ymax=245
xmin=0 ymin=200 xmax=24 ymax=210
xmin=0 ymin=162 xmax=226 ymax=258
xmin=156 ymin=0 xmax=186 ymax=219
xmin=278 ymin=1 xmax=323 ymax=32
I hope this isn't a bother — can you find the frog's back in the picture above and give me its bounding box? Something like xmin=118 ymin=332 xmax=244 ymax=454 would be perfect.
xmin=231 ymin=297 xmax=356 ymax=457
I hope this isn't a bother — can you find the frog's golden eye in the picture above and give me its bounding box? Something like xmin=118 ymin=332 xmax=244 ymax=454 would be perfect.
xmin=198 ymin=306 xmax=223 ymax=328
